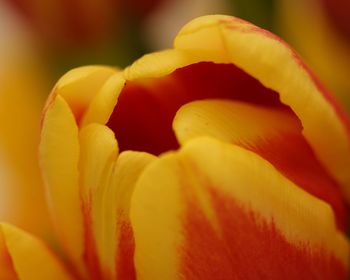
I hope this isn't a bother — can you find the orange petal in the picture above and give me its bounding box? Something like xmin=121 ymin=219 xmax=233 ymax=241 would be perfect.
xmin=0 ymin=226 xmax=17 ymax=279
xmin=39 ymin=95 xmax=85 ymax=277
xmin=131 ymin=137 xmax=349 ymax=279
xmin=0 ymin=223 xmax=73 ymax=280
xmin=173 ymin=99 xmax=347 ymax=230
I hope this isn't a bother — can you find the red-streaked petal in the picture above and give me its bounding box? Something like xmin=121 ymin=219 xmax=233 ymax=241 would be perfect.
xmin=79 ymin=123 xmax=119 ymax=279
xmin=173 ymin=99 xmax=347 ymax=230
xmin=131 ymin=137 xmax=349 ymax=279
xmin=121 ymin=15 xmax=350 ymax=202
xmin=0 ymin=227 xmax=17 ymax=279
xmin=78 ymin=123 xmax=155 ymax=279
xmin=0 ymin=223 xmax=73 ymax=280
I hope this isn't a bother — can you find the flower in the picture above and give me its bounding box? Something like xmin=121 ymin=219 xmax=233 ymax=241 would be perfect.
xmin=1 ymin=15 xmax=350 ymax=279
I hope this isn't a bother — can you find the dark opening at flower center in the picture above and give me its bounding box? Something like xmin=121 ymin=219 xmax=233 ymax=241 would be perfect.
xmin=107 ymin=61 xmax=289 ymax=155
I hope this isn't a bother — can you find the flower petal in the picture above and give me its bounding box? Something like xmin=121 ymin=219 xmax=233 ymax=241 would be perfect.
xmin=0 ymin=227 xmax=17 ymax=279
xmin=131 ymin=137 xmax=349 ymax=279
xmin=174 ymin=99 xmax=347 ymax=230
xmin=0 ymin=223 xmax=73 ymax=280
xmin=175 ymin=15 xmax=350 ymax=200
xmin=123 ymin=15 xmax=350 ymax=202
xmin=110 ymin=151 xmax=156 ymax=280
xmin=48 ymin=66 xmax=118 ymax=125
xmin=79 ymin=123 xmax=119 ymax=279
xmin=39 ymin=95 xmax=85 ymax=277
xmin=79 ymin=123 xmax=156 ymax=279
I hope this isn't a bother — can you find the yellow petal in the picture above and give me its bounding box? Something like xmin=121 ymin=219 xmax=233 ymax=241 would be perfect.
xmin=0 ymin=223 xmax=73 ymax=280
xmin=81 ymin=72 xmax=125 ymax=127
xmin=174 ymin=99 xmax=301 ymax=145
xmin=106 ymin=151 xmax=156 ymax=280
xmin=79 ymin=123 xmax=156 ymax=278
xmin=39 ymin=95 xmax=85 ymax=277
xmin=131 ymin=137 xmax=349 ymax=279
xmin=78 ymin=123 xmax=119 ymax=278
xmin=50 ymin=66 xmax=118 ymax=125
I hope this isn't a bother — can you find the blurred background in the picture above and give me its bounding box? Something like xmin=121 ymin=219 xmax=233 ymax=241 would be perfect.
xmin=0 ymin=0 xmax=349 ymax=241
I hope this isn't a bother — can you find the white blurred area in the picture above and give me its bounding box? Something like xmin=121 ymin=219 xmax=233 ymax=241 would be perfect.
xmin=144 ymin=0 xmax=232 ymax=49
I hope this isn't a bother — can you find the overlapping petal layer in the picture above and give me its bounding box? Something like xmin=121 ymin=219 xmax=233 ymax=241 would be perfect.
xmin=37 ymin=14 xmax=350 ymax=280
xmin=0 ymin=223 xmax=72 ymax=280
xmin=131 ymin=137 xmax=349 ymax=279
xmin=122 ymin=15 xmax=350 ymax=202
xmin=41 ymin=66 xmax=155 ymax=278
xmin=174 ymin=99 xmax=347 ymax=229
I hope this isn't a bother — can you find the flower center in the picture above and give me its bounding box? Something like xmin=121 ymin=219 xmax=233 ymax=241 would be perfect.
xmin=107 ymin=61 xmax=289 ymax=155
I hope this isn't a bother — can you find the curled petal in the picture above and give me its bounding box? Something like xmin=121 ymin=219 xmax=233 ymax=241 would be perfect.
xmin=131 ymin=137 xmax=349 ymax=279
xmin=174 ymin=99 xmax=347 ymax=230
xmin=47 ymin=66 xmax=121 ymax=126
xmin=123 ymin=15 xmax=350 ymax=201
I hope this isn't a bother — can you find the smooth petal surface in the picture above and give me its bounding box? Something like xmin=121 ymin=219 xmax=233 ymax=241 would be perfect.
xmin=124 ymin=15 xmax=350 ymax=202
xmin=108 ymin=151 xmax=156 ymax=280
xmin=79 ymin=123 xmax=119 ymax=279
xmin=48 ymin=66 xmax=120 ymax=125
xmin=79 ymin=123 xmax=155 ymax=279
xmin=0 ymin=223 xmax=73 ymax=280
xmin=131 ymin=137 xmax=349 ymax=279
xmin=40 ymin=95 xmax=85 ymax=277
xmin=174 ymin=99 xmax=347 ymax=230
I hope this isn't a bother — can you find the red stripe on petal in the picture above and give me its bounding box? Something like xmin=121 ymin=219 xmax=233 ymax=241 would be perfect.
xmin=82 ymin=196 xmax=103 ymax=279
xmin=244 ymin=132 xmax=348 ymax=231
xmin=116 ymin=215 xmax=136 ymax=280
xmin=181 ymin=186 xmax=347 ymax=279
xmin=0 ymin=230 xmax=17 ymax=279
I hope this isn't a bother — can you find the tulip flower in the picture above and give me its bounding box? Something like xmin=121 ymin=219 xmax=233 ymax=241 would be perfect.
xmin=278 ymin=0 xmax=350 ymax=113
xmin=1 ymin=15 xmax=350 ymax=279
